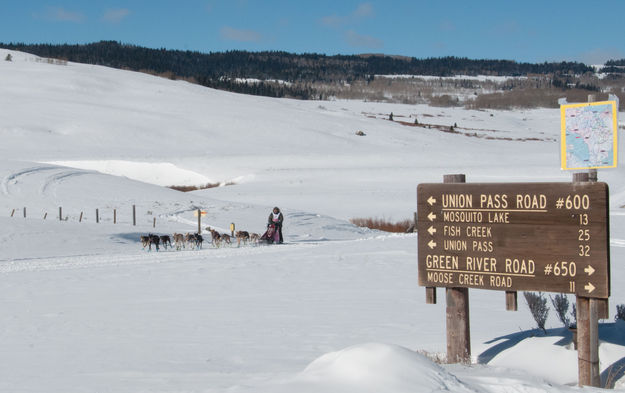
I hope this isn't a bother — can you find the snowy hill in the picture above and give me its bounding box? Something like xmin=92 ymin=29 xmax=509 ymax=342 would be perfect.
xmin=1 ymin=49 xmax=625 ymax=392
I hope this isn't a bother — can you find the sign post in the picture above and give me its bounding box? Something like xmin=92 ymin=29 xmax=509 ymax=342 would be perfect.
xmin=573 ymin=171 xmax=602 ymax=387
xmin=418 ymin=180 xmax=610 ymax=371
xmin=443 ymin=174 xmax=471 ymax=364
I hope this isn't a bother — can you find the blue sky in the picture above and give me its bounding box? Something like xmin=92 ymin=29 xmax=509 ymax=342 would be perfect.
xmin=3 ymin=1 xmax=625 ymax=64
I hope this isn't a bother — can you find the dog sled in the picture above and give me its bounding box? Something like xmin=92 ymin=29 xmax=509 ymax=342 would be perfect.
xmin=260 ymin=223 xmax=281 ymax=244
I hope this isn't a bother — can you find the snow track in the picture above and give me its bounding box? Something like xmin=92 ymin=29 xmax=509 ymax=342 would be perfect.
xmin=1 ymin=165 xmax=57 ymax=195
xmin=0 ymin=240 xmax=317 ymax=274
xmin=40 ymin=169 xmax=89 ymax=196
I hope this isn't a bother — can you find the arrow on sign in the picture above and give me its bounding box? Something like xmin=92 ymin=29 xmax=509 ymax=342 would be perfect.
xmin=427 ymin=196 xmax=437 ymax=206
xmin=584 ymin=283 xmax=595 ymax=294
xmin=428 ymin=240 xmax=437 ymax=249
xmin=427 ymin=226 xmax=436 ymax=235
xmin=428 ymin=212 xmax=436 ymax=222
xmin=584 ymin=265 xmax=595 ymax=276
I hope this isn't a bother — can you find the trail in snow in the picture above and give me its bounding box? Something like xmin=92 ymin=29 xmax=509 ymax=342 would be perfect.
xmin=1 ymin=165 xmax=57 ymax=195
xmin=0 ymin=239 xmax=321 ymax=273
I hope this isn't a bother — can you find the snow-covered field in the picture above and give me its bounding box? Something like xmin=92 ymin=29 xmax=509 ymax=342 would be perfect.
xmin=1 ymin=49 xmax=625 ymax=392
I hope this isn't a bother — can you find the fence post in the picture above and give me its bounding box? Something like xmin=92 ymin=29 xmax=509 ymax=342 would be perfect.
xmin=197 ymin=209 xmax=201 ymax=234
xmin=153 ymin=217 xmax=156 ymax=228
xmin=43 ymin=212 xmax=48 ymax=220
xmin=10 ymin=209 xmax=15 ymax=217
xmin=133 ymin=205 xmax=136 ymax=226
xmin=79 ymin=212 xmax=83 ymax=222
xmin=59 ymin=207 xmax=62 ymax=221
xmin=23 ymin=207 xmax=26 ymax=218
xmin=443 ymin=174 xmax=471 ymax=364
xmin=96 ymin=209 xmax=99 ymax=224
xmin=114 ymin=209 xmax=117 ymax=224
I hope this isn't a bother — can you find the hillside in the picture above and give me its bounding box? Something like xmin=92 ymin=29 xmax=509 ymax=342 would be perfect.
xmin=2 ymin=41 xmax=608 ymax=105
xmin=1 ymin=48 xmax=625 ymax=393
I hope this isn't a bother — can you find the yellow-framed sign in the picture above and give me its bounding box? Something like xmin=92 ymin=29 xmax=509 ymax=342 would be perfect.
xmin=560 ymin=100 xmax=618 ymax=170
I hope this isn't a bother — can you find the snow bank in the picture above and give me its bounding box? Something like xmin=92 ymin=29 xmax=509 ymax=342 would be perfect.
xmin=249 ymin=343 xmax=474 ymax=393
xmin=46 ymin=160 xmax=215 ymax=187
xmin=488 ymin=335 xmax=578 ymax=385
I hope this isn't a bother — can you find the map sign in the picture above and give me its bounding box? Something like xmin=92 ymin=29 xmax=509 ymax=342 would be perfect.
xmin=560 ymin=101 xmax=618 ymax=170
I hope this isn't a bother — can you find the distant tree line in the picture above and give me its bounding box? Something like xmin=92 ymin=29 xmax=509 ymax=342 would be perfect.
xmin=605 ymin=59 xmax=625 ymax=66
xmin=600 ymin=60 xmax=625 ymax=74
xmin=0 ymin=41 xmax=597 ymax=99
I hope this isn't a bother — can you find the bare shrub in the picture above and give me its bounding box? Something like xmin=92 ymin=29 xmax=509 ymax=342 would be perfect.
xmin=615 ymin=304 xmax=625 ymax=322
xmin=550 ymin=293 xmax=571 ymax=327
xmin=429 ymin=94 xmax=461 ymax=107
xmin=168 ymin=182 xmax=235 ymax=192
xmin=604 ymin=363 xmax=625 ymax=389
xmin=416 ymin=350 xmax=446 ymax=364
xmin=524 ymin=291 xmax=549 ymax=332
xmin=350 ymin=217 xmax=412 ymax=233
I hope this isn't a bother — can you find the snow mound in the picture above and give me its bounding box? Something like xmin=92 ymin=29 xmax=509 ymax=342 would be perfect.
xmin=488 ymin=336 xmax=578 ymax=385
xmin=45 ymin=160 xmax=215 ymax=187
xmin=268 ymin=343 xmax=475 ymax=393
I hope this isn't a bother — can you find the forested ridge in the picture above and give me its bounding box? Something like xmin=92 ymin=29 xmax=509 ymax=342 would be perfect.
xmin=0 ymin=41 xmax=600 ymax=100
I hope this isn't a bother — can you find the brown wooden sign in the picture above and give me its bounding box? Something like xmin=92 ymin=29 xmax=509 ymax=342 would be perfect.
xmin=417 ymin=182 xmax=610 ymax=298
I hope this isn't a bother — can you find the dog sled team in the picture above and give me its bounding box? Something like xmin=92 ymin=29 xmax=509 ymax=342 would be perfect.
xmin=140 ymin=230 xmax=258 ymax=251
xmin=140 ymin=206 xmax=285 ymax=251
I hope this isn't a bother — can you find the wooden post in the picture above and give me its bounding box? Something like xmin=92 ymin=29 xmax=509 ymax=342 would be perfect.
xmin=577 ymin=297 xmax=600 ymax=387
xmin=505 ymin=291 xmax=518 ymax=311
xmin=96 ymin=209 xmax=99 ymax=224
xmin=197 ymin=209 xmax=201 ymax=234
xmin=79 ymin=212 xmax=83 ymax=222
xmin=446 ymin=287 xmax=470 ymax=363
xmin=443 ymin=174 xmax=471 ymax=364
xmin=132 ymin=205 xmax=136 ymax=226
xmin=59 ymin=207 xmax=62 ymax=221
xmin=573 ymin=170 xmax=600 ymax=387
xmin=153 ymin=217 xmax=156 ymax=228
xmin=23 ymin=207 xmax=26 ymax=218
xmin=426 ymin=287 xmax=437 ymax=305
xmin=114 ymin=209 xmax=117 ymax=224
xmin=589 ymin=299 xmax=600 ymax=385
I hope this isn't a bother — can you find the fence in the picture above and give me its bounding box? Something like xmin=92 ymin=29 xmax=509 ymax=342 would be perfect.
xmin=9 ymin=206 xmax=214 ymax=232
xmin=8 ymin=204 xmax=159 ymax=228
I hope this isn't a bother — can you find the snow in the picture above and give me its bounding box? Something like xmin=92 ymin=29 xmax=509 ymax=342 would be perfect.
xmin=377 ymin=74 xmax=528 ymax=82
xmin=250 ymin=343 xmax=476 ymax=393
xmin=0 ymin=48 xmax=624 ymax=392
xmin=44 ymin=160 xmax=216 ymax=187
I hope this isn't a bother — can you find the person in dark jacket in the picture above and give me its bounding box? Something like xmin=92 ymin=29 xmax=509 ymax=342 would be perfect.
xmin=268 ymin=207 xmax=284 ymax=243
